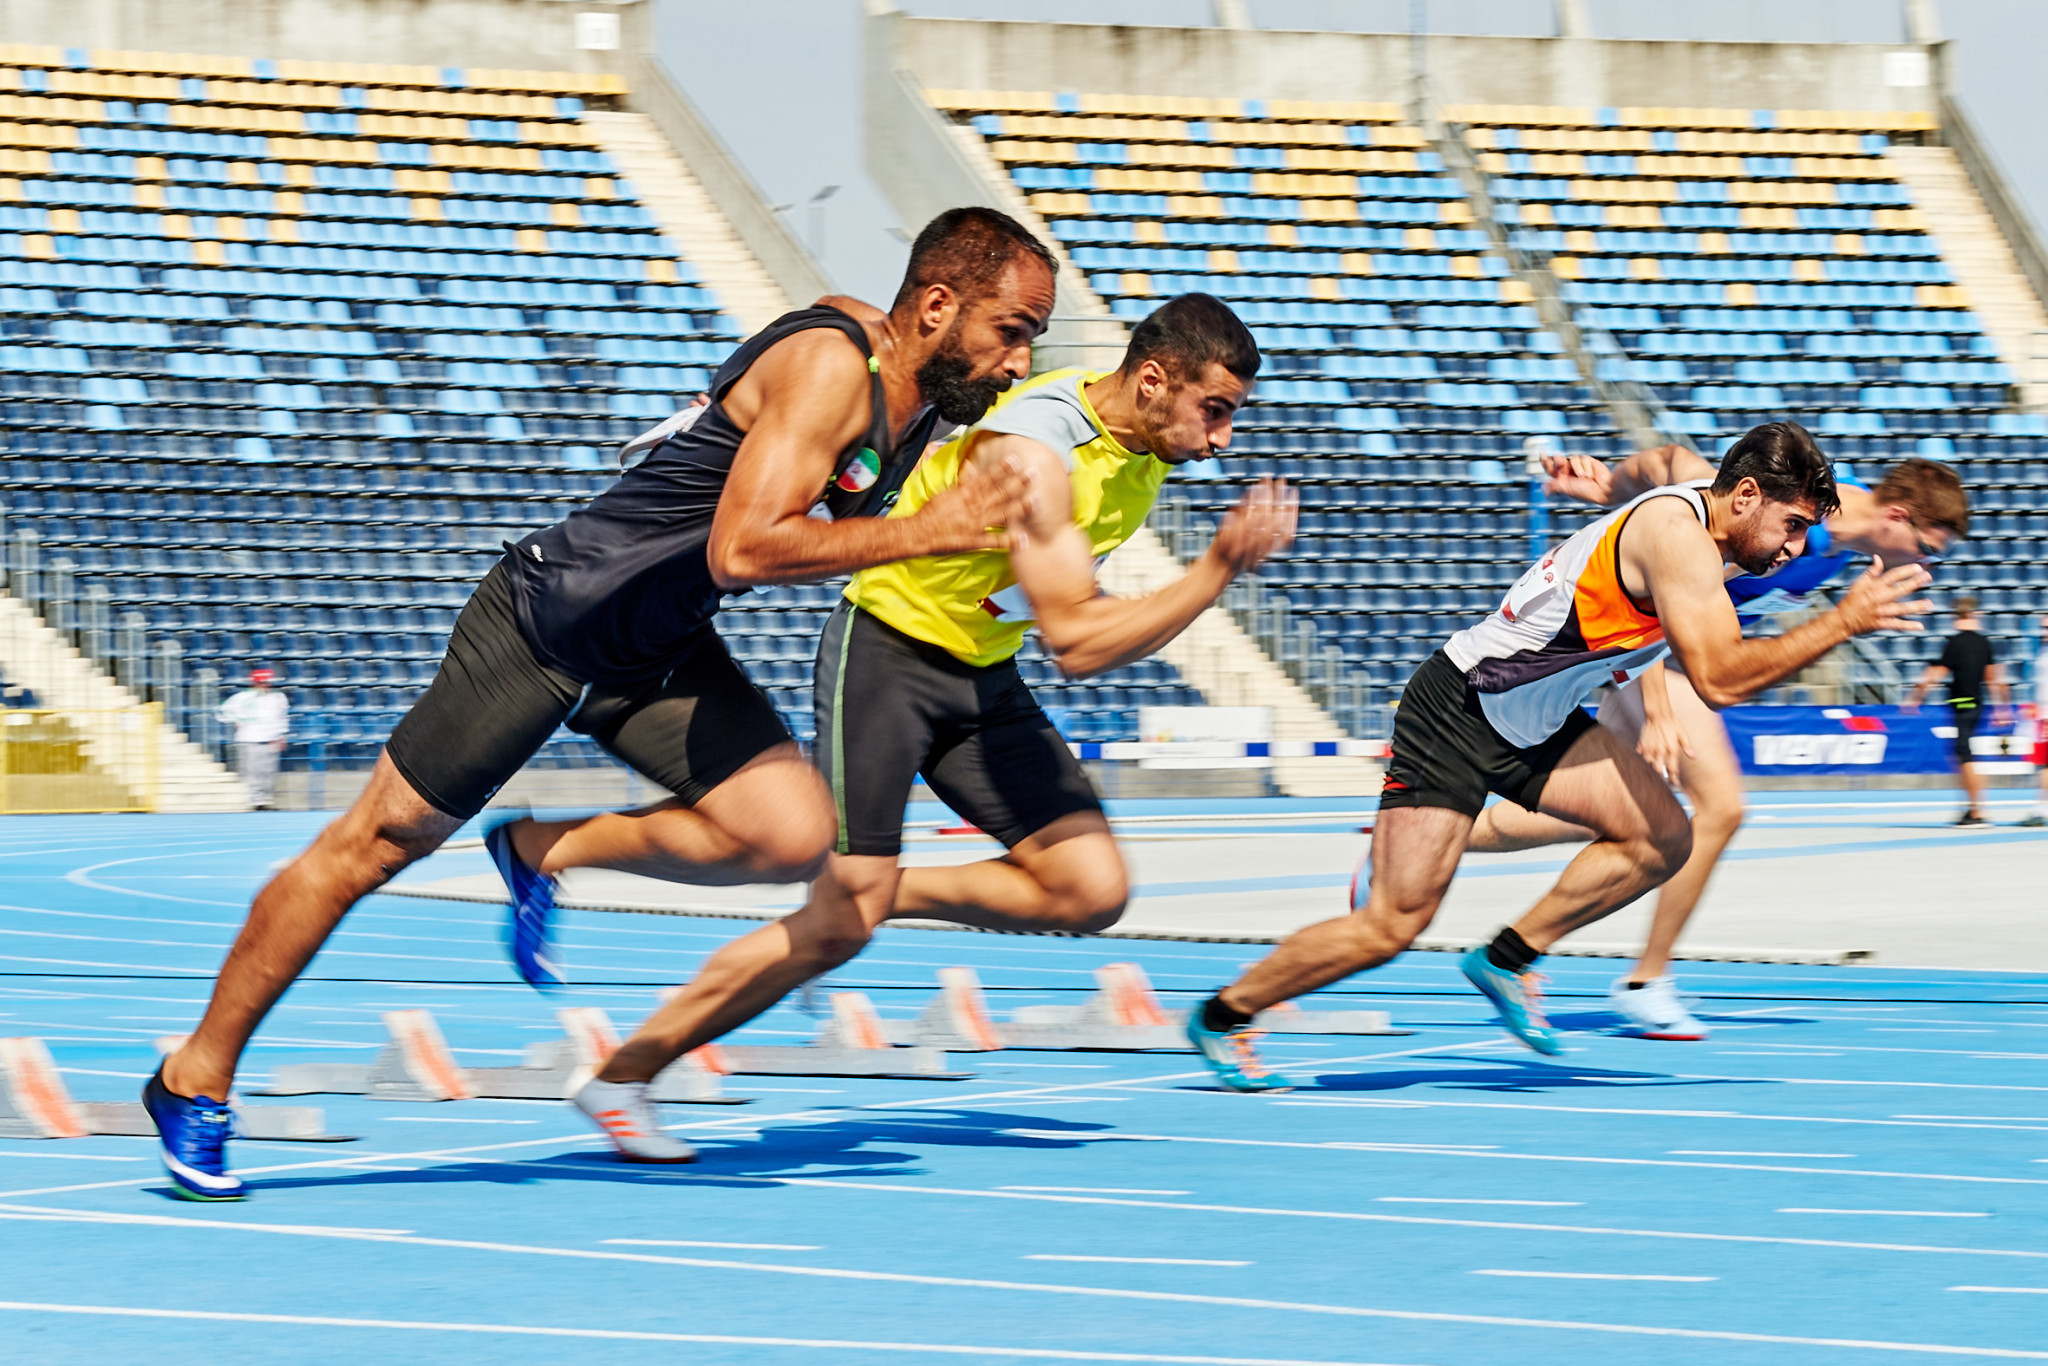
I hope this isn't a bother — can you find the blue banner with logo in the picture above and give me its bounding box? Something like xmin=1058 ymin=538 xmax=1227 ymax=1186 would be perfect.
xmin=1723 ymin=705 xmax=2031 ymax=776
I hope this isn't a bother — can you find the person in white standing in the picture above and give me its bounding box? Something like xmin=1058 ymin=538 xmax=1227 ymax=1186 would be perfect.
xmin=219 ymin=668 xmax=289 ymax=810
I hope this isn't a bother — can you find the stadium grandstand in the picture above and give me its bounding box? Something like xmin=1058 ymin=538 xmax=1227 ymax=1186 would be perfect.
xmin=874 ymin=9 xmax=2048 ymax=732
xmin=0 ymin=34 xmax=1211 ymax=806
xmin=0 ymin=0 xmax=2043 ymax=808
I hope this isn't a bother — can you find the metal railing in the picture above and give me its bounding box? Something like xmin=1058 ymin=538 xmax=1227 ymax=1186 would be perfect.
xmin=1158 ymin=494 xmax=1392 ymax=739
xmin=1411 ymin=76 xmax=1693 ymax=454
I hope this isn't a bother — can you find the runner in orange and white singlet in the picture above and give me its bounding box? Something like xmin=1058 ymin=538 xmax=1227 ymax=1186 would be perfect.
xmin=1185 ymin=422 xmax=1939 ymax=1089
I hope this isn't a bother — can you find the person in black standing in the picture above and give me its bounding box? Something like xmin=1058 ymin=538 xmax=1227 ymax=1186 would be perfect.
xmin=143 ymin=207 xmax=1057 ymax=1198
xmin=1906 ymin=595 xmax=2012 ymax=827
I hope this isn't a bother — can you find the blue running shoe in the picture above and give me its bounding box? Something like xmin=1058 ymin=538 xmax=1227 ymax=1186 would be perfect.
xmin=1459 ymin=944 xmax=1562 ymax=1055
xmin=485 ymin=814 xmax=564 ymax=992
xmin=1186 ymin=1010 xmax=1292 ymax=1093
xmin=142 ymin=1065 xmax=246 ymax=1201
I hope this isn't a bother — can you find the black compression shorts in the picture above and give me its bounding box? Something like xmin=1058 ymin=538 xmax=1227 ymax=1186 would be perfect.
xmin=1378 ymin=649 xmax=1599 ymax=819
xmin=385 ymin=560 xmax=791 ymax=820
xmin=812 ymin=601 xmax=1104 ymax=858
xmin=1950 ymin=700 xmax=1981 ymax=767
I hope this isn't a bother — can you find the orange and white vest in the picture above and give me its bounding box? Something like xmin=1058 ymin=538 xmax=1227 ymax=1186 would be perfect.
xmin=1443 ymin=484 xmax=1708 ymax=747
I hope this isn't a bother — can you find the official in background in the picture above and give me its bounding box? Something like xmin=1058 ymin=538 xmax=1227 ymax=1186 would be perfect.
xmin=1905 ymin=596 xmax=2011 ymax=827
xmin=219 ymin=667 xmax=289 ymax=811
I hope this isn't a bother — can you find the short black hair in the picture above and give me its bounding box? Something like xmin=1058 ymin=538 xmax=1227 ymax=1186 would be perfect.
xmin=890 ymin=207 xmax=1056 ymax=312
xmin=1120 ymin=293 xmax=1261 ymax=384
xmin=1713 ymin=421 xmax=1840 ymax=519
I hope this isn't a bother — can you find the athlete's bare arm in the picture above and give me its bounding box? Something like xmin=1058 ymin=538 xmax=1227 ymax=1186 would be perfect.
xmin=982 ymin=433 xmax=1295 ymax=679
xmin=1633 ymin=661 xmax=1694 ymax=783
xmin=1543 ymin=444 xmax=1715 ymax=508
xmin=706 ymin=329 xmax=1029 ymax=587
xmin=1622 ymin=498 xmax=1930 ymax=708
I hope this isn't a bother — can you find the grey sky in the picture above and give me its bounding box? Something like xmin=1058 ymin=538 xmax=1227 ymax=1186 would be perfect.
xmin=655 ymin=0 xmax=2048 ymax=306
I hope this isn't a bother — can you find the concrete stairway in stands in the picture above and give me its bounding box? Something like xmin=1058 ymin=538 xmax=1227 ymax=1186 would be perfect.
xmin=1888 ymin=144 xmax=2048 ymax=409
xmin=0 ymin=594 xmax=248 ymax=813
xmin=582 ymin=110 xmax=793 ymax=334
xmin=1100 ymin=530 xmax=1378 ymax=797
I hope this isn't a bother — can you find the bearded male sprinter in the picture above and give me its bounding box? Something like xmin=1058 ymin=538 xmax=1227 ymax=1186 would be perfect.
xmin=572 ymin=293 xmax=1298 ymax=1159
xmin=144 ymin=207 xmax=1056 ymax=1197
xmin=1188 ymin=423 xmax=1934 ymax=1089
xmin=1446 ymin=449 xmax=1966 ymax=1037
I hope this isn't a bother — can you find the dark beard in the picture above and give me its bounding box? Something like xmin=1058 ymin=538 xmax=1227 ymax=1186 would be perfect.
xmin=916 ymin=345 xmax=1009 ymax=426
xmin=1731 ymin=537 xmax=1785 ymax=577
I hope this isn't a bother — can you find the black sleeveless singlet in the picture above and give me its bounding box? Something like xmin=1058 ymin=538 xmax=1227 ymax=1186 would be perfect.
xmin=502 ymin=306 xmax=943 ymax=684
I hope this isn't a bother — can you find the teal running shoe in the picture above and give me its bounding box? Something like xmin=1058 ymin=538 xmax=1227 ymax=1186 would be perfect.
xmin=1459 ymin=944 xmax=1562 ymax=1055
xmin=1186 ymin=1010 xmax=1292 ymax=1093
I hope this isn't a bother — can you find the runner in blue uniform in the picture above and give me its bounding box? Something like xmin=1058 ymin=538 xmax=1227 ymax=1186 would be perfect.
xmin=1423 ymin=448 xmax=1968 ymax=1038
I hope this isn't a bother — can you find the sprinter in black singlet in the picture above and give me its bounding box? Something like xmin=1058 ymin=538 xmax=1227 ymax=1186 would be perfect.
xmin=145 ymin=209 xmax=1057 ymax=1196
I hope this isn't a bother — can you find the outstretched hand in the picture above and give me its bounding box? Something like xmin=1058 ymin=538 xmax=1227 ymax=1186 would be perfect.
xmin=917 ymin=453 xmax=1035 ymax=553
xmin=1636 ymin=713 xmax=1695 ymax=785
xmin=1205 ymin=477 xmax=1299 ymax=576
xmin=1541 ymin=452 xmax=1616 ymax=505
xmin=1836 ymin=558 xmax=1935 ymax=636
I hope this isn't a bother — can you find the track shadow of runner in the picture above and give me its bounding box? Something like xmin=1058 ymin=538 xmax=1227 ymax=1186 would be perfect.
xmin=1543 ymin=1008 xmax=1818 ymax=1031
xmin=1292 ymin=1056 xmax=1764 ymax=1095
xmin=185 ymin=1108 xmax=1118 ymax=1200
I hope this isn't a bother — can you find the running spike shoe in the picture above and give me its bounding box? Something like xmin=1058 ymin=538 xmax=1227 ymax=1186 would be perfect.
xmin=1459 ymin=944 xmax=1563 ymax=1055
xmin=1186 ymin=1010 xmax=1292 ymax=1093
xmin=141 ymin=1065 xmax=246 ymax=1201
xmin=572 ymin=1076 xmax=698 ymax=1163
xmin=486 ymin=814 xmax=565 ymax=992
xmin=1608 ymin=974 xmax=1708 ymax=1041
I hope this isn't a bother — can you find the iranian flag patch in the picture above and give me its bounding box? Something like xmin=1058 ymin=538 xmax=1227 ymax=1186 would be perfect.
xmin=835 ymin=447 xmax=880 ymax=493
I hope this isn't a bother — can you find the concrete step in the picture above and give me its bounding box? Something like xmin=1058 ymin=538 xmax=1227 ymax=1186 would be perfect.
xmin=580 ymin=110 xmax=791 ymax=337
xmin=0 ymin=592 xmax=249 ymax=812
xmin=1099 ymin=529 xmax=1378 ymax=797
xmin=1886 ymin=144 xmax=2048 ymax=407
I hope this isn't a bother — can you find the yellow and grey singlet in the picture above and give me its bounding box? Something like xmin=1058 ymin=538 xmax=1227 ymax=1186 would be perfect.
xmin=845 ymin=368 xmax=1170 ymax=667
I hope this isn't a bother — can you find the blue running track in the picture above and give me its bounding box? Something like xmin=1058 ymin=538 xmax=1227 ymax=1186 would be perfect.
xmin=1 ymin=809 xmax=2044 ymax=1365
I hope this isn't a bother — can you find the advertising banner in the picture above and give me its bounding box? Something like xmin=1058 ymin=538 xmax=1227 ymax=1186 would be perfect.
xmin=1723 ymin=704 xmax=2036 ymax=777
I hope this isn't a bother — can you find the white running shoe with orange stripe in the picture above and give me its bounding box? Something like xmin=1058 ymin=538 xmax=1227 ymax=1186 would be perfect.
xmin=572 ymin=1076 xmax=698 ymax=1163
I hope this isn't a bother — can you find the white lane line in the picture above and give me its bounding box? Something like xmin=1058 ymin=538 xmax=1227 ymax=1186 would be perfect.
xmin=0 ymin=1303 xmax=1460 ymax=1364
xmin=382 ymin=1118 xmax=539 ymax=1126
xmin=1472 ymin=1271 xmax=1714 ymax=1283
xmin=1951 ymin=1286 xmax=2048 ymax=1296
xmin=1873 ymin=1030 xmax=1998 ymax=1035
xmin=1899 ymin=1115 xmax=2048 ymax=1123
xmin=995 ymin=1126 xmax=2048 ymax=1188
xmin=0 ymin=1152 xmax=142 ymax=1163
xmin=1374 ymin=1198 xmax=1582 ymax=1208
xmin=1026 ymin=1256 xmax=1251 ymax=1267
xmin=604 ymin=1239 xmax=823 ymax=1251
xmin=0 ymin=1232 xmax=2039 ymax=1359
xmin=497 ymin=1173 xmax=2048 ymax=1264
xmin=1270 ymin=1093 xmax=2048 ymax=1136
xmin=1780 ymin=1209 xmax=1991 ymax=1219
xmin=1000 ymin=1187 xmax=1193 ymax=1196
xmin=1671 ymin=1151 xmax=1856 ymax=1159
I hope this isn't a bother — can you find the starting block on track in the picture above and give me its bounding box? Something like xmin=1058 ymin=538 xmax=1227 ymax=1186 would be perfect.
xmin=252 ymin=1008 xmax=739 ymax=1104
xmin=0 ymin=1037 xmax=351 ymax=1142
xmin=673 ymin=991 xmax=969 ymax=1079
xmin=884 ymin=965 xmax=1409 ymax=1052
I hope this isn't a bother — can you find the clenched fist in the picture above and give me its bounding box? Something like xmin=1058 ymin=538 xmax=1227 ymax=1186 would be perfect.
xmin=1204 ymin=477 xmax=1299 ymax=577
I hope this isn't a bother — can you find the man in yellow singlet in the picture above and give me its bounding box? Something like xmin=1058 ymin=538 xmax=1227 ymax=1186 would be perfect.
xmin=577 ymin=293 xmax=1295 ymax=1156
